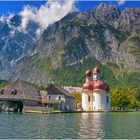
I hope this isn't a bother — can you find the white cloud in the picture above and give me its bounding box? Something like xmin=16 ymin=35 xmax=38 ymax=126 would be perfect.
xmin=20 ymin=0 xmax=75 ymax=35
xmin=118 ymin=0 xmax=126 ymax=5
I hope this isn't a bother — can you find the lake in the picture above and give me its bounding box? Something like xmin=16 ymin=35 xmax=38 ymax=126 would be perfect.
xmin=0 ymin=112 xmax=140 ymax=139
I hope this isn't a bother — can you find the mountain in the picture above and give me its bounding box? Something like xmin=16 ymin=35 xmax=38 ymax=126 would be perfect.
xmin=0 ymin=15 xmax=38 ymax=71
xmin=0 ymin=3 xmax=140 ymax=88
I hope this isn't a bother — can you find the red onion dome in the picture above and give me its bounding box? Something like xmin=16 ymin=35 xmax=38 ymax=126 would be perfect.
xmin=93 ymin=66 xmax=100 ymax=74
xmin=93 ymin=80 xmax=109 ymax=92
xmin=85 ymin=70 xmax=92 ymax=77
xmin=82 ymin=81 xmax=93 ymax=92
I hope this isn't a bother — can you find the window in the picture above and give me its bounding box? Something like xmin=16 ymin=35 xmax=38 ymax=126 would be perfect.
xmin=0 ymin=89 xmax=4 ymax=95
xmin=11 ymin=89 xmax=17 ymax=95
xmin=107 ymin=96 xmax=109 ymax=103
xmin=88 ymin=96 xmax=90 ymax=102
xmin=58 ymin=96 xmax=61 ymax=100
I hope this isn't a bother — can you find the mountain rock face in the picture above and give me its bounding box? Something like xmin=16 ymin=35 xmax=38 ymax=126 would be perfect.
xmin=0 ymin=15 xmax=38 ymax=71
xmin=0 ymin=3 xmax=140 ymax=87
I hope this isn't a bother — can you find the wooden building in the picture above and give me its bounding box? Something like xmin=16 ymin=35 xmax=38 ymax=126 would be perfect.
xmin=0 ymin=80 xmax=41 ymax=112
xmin=0 ymin=80 xmax=76 ymax=113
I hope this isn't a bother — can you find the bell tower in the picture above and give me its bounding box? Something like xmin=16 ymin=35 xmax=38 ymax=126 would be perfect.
xmin=93 ymin=66 xmax=100 ymax=81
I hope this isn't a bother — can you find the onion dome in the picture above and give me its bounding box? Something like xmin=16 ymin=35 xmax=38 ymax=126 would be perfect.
xmin=93 ymin=80 xmax=109 ymax=92
xmin=85 ymin=70 xmax=92 ymax=77
xmin=93 ymin=66 xmax=100 ymax=74
xmin=82 ymin=81 xmax=93 ymax=92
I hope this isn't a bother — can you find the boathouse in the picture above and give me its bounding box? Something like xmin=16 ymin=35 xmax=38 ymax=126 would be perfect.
xmin=0 ymin=80 xmax=76 ymax=113
xmin=0 ymin=80 xmax=41 ymax=112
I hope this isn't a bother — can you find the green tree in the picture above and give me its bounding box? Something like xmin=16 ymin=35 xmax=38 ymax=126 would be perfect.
xmin=111 ymin=87 xmax=130 ymax=110
xmin=72 ymin=91 xmax=82 ymax=109
xmin=127 ymin=95 xmax=139 ymax=109
xmin=0 ymin=81 xmax=8 ymax=89
xmin=111 ymin=87 xmax=140 ymax=110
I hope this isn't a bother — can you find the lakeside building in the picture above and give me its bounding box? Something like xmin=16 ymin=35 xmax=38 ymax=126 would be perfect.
xmin=82 ymin=66 xmax=111 ymax=111
xmin=0 ymin=80 xmax=40 ymax=112
xmin=0 ymin=80 xmax=76 ymax=113
xmin=40 ymin=84 xmax=76 ymax=111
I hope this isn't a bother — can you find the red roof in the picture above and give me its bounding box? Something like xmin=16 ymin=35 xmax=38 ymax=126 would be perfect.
xmin=82 ymin=81 xmax=93 ymax=92
xmin=82 ymin=66 xmax=109 ymax=92
xmin=85 ymin=70 xmax=92 ymax=77
xmin=82 ymin=80 xmax=109 ymax=92
xmin=93 ymin=80 xmax=105 ymax=88
xmin=93 ymin=66 xmax=100 ymax=74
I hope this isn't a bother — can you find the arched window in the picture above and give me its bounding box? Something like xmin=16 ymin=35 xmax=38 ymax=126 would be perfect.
xmin=107 ymin=96 xmax=109 ymax=103
xmin=88 ymin=96 xmax=90 ymax=102
xmin=58 ymin=96 xmax=61 ymax=100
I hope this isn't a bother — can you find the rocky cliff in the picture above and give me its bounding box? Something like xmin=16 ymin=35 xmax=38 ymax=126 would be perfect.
xmin=0 ymin=15 xmax=38 ymax=70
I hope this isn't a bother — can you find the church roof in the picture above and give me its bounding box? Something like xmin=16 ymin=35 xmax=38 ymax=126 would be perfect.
xmin=85 ymin=70 xmax=92 ymax=77
xmin=82 ymin=80 xmax=109 ymax=92
xmin=82 ymin=66 xmax=109 ymax=92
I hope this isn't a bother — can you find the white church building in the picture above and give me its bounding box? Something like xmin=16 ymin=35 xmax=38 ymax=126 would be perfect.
xmin=82 ymin=66 xmax=111 ymax=111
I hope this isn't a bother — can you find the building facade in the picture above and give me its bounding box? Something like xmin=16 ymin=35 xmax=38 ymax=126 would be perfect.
xmin=82 ymin=66 xmax=111 ymax=111
xmin=40 ymin=84 xmax=76 ymax=111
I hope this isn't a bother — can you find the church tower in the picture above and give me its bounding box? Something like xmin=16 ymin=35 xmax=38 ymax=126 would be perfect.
xmin=93 ymin=66 xmax=100 ymax=80
xmin=82 ymin=66 xmax=111 ymax=112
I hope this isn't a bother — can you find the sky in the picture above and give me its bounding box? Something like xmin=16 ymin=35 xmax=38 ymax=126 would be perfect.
xmin=0 ymin=1 xmax=140 ymax=15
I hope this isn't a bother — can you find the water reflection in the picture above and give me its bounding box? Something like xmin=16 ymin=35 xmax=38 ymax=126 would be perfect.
xmin=78 ymin=113 xmax=104 ymax=139
xmin=1 ymin=112 xmax=140 ymax=139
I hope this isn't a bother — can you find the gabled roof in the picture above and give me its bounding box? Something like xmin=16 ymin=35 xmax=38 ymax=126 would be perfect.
xmin=46 ymin=84 xmax=75 ymax=99
xmin=0 ymin=80 xmax=41 ymax=101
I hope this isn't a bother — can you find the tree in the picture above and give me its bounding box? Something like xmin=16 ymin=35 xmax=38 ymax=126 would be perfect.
xmin=127 ymin=95 xmax=139 ymax=109
xmin=111 ymin=87 xmax=140 ymax=110
xmin=0 ymin=81 xmax=8 ymax=89
xmin=111 ymin=87 xmax=130 ymax=110
xmin=72 ymin=91 xmax=82 ymax=109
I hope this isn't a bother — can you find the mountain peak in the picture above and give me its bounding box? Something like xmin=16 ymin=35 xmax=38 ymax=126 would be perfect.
xmin=97 ymin=3 xmax=117 ymax=8
xmin=93 ymin=3 xmax=121 ymax=23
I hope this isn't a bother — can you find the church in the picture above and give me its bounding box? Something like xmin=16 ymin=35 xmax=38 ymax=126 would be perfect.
xmin=82 ymin=66 xmax=111 ymax=111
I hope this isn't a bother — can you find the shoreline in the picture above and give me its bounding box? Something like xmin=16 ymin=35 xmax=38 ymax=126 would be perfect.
xmin=0 ymin=110 xmax=137 ymax=114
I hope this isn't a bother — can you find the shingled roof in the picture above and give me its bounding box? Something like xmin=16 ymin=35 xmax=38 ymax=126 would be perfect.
xmin=46 ymin=84 xmax=75 ymax=99
xmin=0 ymin=80 xmax=41 ymax=101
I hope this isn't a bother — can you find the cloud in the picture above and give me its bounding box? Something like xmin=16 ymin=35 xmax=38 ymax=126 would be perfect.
xmin=118 ymin=0 xmax=126 ymax=5
xmin=20 ymin=0 xmax=75 ymax=35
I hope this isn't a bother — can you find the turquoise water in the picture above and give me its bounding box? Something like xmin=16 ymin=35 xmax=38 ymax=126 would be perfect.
xmin=0 ymin=112 xmax=140 ymax=139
